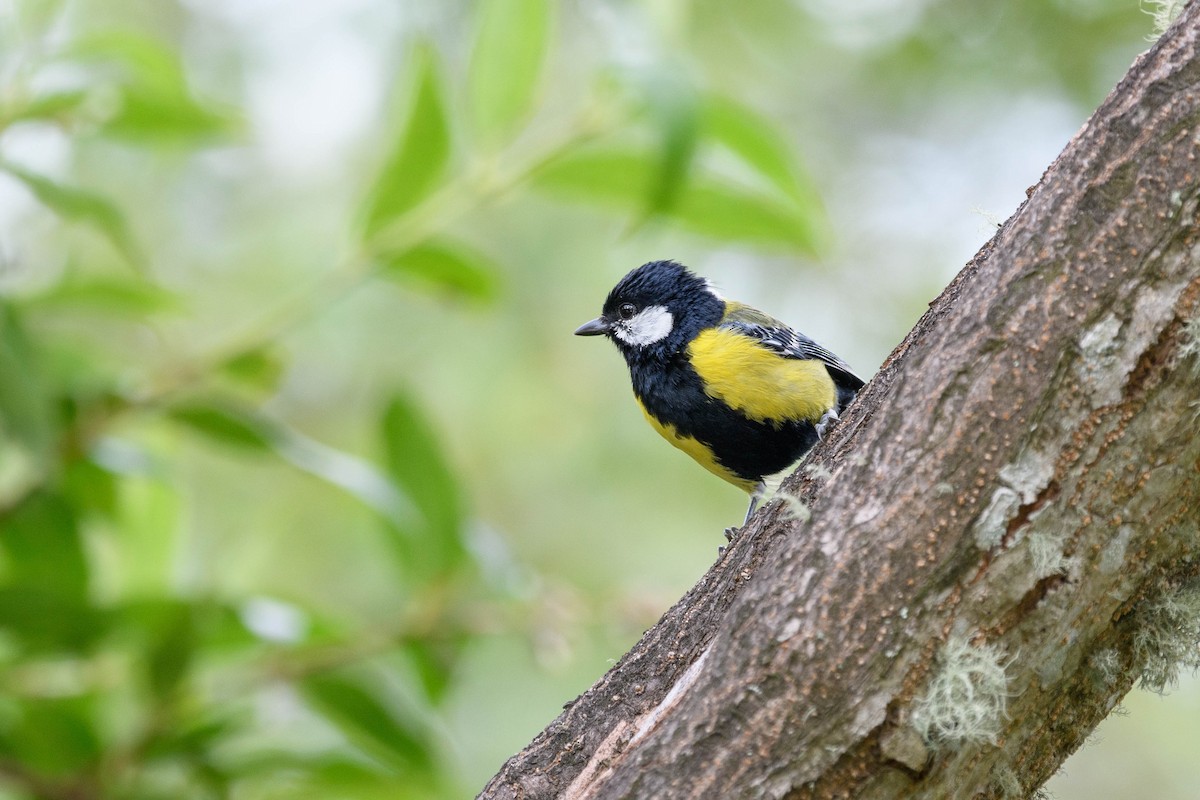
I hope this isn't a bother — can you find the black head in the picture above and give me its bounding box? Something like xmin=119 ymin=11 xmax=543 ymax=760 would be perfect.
xmin=574 ymin=260 xmax=725 ymax=360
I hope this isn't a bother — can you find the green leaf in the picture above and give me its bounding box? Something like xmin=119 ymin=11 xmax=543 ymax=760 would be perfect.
xmin=0 ymin=492 xmax=89 ymax=601
xmin=24 ymin=276 xmax=181 ymax=316
xmin=0 ymin=697 xmax=102 ymax=777
xmin=638 ymin=70 xmax=701 ymax=219
xmin=73 ymin=32 xmax=191 ymax=95
xmin=673 ymin=181 xmax=823 ymax=254
xmin=468 ymin=0 xmax=552 ymax=145
xmin=362 ymin=45 xmax=452 ymax=239
xmin=380 ymin=394 xmax=465 ymax=578
xmin=4 ymin=89 xmax=88 ymax=126
xmin=301 ymin=671 xmax=436 ymax=773
xmin=0 ymin=587 xmax=102 ymax=652
xmin=533 ymin=147 xmax=651 ymax=204
xmin=702 ymin=94 xmax=821 ymax=205
xmin=1 ymin=162 xmax=143 ymax=266
xmin=62 ymin=456 xmax=119 ymax=521
xmin=113 ymin=601 xmax=252 ymax=718
xmin=105 ymin=84 xmax=235 ymax=142
xmin=114 ymin=476 xmax=182 ymax=596
xmin=0 ymin=302 xmax=54 ymax=465
xmin=534 ymin=146 xmax=824 ymax=253
xmin=73 ymin=32 xmax=235 ymax=142
xmin=0 ymin=492 xmax=101 ymax=653
xmin=376 ymin=240 xmax=500 ymax=302
xmin=167 ymin=402 xmax=275 ymax=452
xmin=168 ymin=400 xmax=411 ymax=526
xmin=219 ymin=348 xmax=286 ymax=393
xmin=270 ymin=428 xmax=410 ymax=525
xmin=144 ymin=602 xmax=197 ymax=699
xmin=403 ymin=634 xmax=464 ymax=705
xmin=141 ymin=715 xmax=238 ymax=761
xmin=34 ymin=342 xmax=121 ymax=403
xmin=118 ymin=598 xmax=256 ymax=660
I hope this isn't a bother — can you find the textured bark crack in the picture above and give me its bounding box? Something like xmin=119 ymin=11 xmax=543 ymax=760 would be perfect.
xmin=1003 ymin=480 xmax=1061 ymax=544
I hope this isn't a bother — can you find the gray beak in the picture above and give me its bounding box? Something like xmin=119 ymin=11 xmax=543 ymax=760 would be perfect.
xmin=574 ymin=317 xmax=610 ymax=336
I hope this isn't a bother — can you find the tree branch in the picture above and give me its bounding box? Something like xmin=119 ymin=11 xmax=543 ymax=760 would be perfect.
xmin=481 ymin=5 xmax=1200 ymax=798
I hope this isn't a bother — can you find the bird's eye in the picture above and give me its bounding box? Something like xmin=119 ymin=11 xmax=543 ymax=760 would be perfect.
xmin=618 ymin=303 xmax=637 ymax=320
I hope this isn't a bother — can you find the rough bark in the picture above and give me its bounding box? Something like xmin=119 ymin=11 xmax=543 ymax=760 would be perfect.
xmin=480 ymin=6 xmax=1200 ymax=799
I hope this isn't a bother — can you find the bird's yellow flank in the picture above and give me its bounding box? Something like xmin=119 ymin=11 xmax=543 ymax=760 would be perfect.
xmin=687 ymin=327 xmax=837 ymax=426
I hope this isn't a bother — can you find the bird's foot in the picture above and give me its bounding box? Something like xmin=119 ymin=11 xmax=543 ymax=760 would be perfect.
xmin=723 ymin=482 xmax=767 ymax=553
xmin=815 ymin=408 xmax=840 ymax=440
xmin=718 ymin=526 xmax=740 ymax=556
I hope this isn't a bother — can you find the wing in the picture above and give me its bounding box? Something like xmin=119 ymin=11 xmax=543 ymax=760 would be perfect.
xmin=721 ymin=301 xmax=865 ymax=395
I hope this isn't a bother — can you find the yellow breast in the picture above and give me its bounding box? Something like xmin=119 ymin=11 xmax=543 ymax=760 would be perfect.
xmin=687 ymin=327 xmax=835 ymax=424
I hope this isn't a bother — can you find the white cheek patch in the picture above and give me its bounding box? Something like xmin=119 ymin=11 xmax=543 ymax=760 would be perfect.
xmin=613 ymin=305 xmax=675 ymax=346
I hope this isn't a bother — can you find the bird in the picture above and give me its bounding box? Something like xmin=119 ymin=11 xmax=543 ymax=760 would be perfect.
xmin=575 ymin=260 xmax=864 ymax=524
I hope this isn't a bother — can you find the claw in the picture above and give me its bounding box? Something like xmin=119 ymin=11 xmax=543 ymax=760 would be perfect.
xmin=815 ymin=407 xmax=840 ymax=440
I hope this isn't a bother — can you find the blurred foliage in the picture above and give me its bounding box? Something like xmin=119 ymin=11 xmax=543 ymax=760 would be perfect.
xmin=0 ymin=0 xmax=1184 ymax=798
